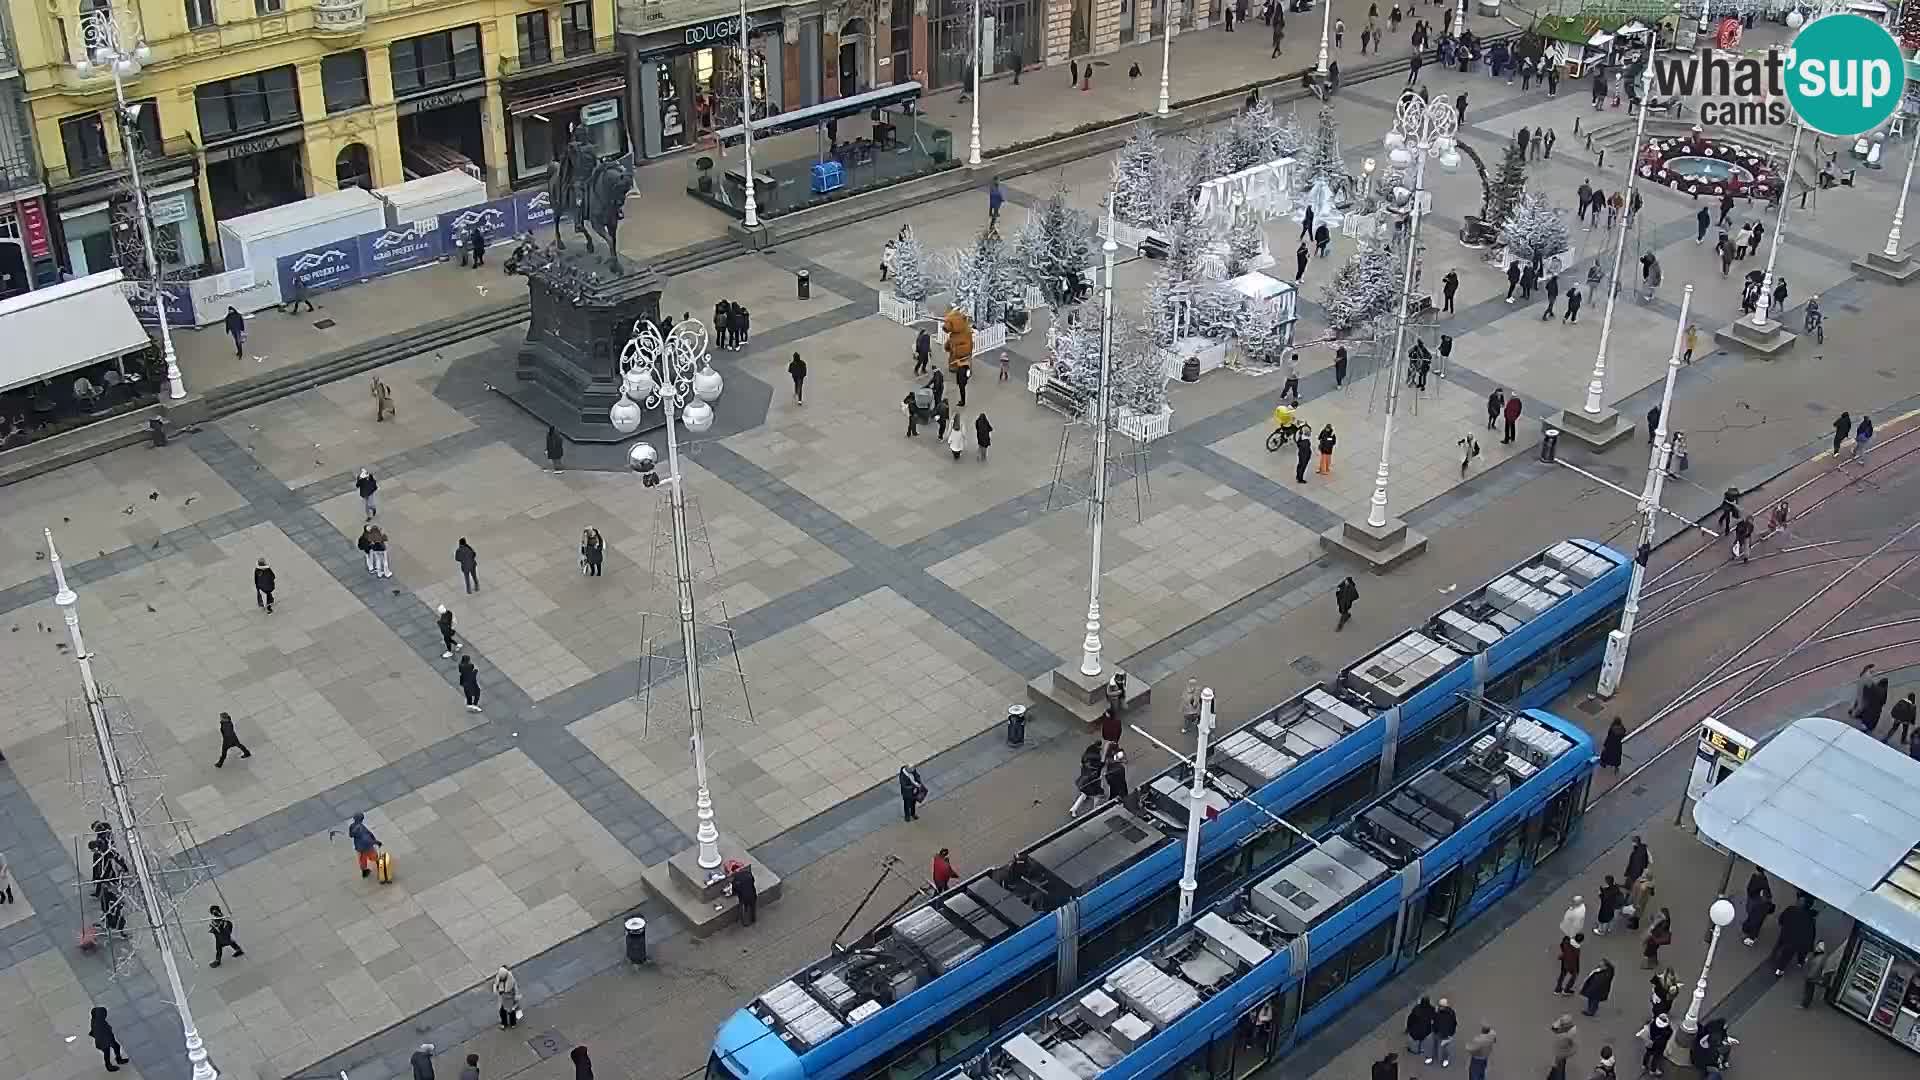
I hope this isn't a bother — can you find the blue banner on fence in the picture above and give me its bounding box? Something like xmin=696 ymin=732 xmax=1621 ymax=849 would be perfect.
xmin=439 ymin=196 xmax=517 ymax=250
xmin=514 ymin=189 xmax=554 ymax=233
xmin=359 ymin=218 xmax=447 ymax=276
xmin=128 ymin=283 xmax=196 ymax=328
xmin=276 ymin=239 xmax=365 ymax=299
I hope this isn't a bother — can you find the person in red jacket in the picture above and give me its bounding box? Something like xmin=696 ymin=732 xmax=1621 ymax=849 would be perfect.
xmin=1502 ymin=394 xmax=1523 ymax=445
xmin=932 ymin=848 xmax=957 ymax=891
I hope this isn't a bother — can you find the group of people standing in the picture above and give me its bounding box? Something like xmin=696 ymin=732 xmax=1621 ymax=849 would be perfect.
xmin=712 ymin=299 xmax=752 ymax=351
xmin=903 ymin=348 xmax=993 ymax=463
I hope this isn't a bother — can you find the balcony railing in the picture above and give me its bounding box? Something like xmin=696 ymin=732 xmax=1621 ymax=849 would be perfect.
xmin=44 ymin=133 xmax=198 ymax=190
xmin=313 ymin=0 xmax=366 ymax=35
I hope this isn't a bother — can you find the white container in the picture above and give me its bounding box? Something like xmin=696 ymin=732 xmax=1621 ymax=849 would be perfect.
xmin=217 ymin=188 xmax=386 ymax=298
xmin=375 ymin=170 xmax=487 ymax=230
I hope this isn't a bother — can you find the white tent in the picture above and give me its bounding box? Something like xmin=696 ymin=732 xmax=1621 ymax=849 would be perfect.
xmin=0 ymin=269 xmax=149 ymax=393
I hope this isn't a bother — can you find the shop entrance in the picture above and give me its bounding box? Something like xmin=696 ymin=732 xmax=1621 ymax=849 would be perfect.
xmin=839 ymin=18 xmax=868 ymax=94
xmin=0 ymin=238 xmax=27 ymax=300
xmin=399 ymin=99 xmax=486 ymax=180
xmin=206 ymin=144 xmax=306 ymax=220
xmin=336 ymin=143 xmax=373 ymax=191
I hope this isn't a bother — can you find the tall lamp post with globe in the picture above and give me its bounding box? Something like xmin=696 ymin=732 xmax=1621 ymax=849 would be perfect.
xmin=608 ymin=320 xmax=729 ymax=870
xmin=1859 ymin=48 xmax=1920 ymax=281
xmin=1669 ymin=897 xmax=1738 ymax=1065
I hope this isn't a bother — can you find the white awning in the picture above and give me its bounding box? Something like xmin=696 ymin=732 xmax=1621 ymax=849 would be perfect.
xmin=0 ymin=269 xmax=150 ymax=394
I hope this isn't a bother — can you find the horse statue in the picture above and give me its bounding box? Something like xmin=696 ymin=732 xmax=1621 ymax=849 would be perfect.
xmin=544 ymin=123 xmax=634 ymax=272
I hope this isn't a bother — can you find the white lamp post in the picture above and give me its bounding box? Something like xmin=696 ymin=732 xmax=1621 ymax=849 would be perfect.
xmin=75 ymin=9 xmax=184 ymax=401
xmin=1884 ymin=90 xmax=1920 ymax=258
xmin=1582 ymin=64 xmax=1654 ymax=418
xmin=968 ymin=0 xmax=983 ymax=167
xmin=609 ymin=320 xmax=728 ymax=869
xmin=1671 ymin=897 xmax=1738 ymax=1064
xmin=1158 ymin=0 xmax=1176 ymax=115
xmin=1316 ymin=0 xmax=1332 ymax=77
xmin=1367 ymin=97 xmax=1459 ymax=530
xmin=48 ymin=531 xmax=218 ymax=1080
xmin=1596 ymin=283 xmax=1692 ymax=698
xmin=1750 ymin=118 xmax=1805 ymax=329
xmin=739 ymin=0 xmax=759 ymax=229
xmin=1176 ymin=687 xmax=1215 ymax=925
xmin=1080 ymin=200 xmax=1120 ymax=678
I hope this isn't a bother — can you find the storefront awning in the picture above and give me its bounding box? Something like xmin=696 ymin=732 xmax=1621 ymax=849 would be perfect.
xmin=508 ymin=76 xmax=627 ymax=117
xmin=709 ymin=82 xmax=923 ymax=145
xmin=0 ymin=269 xmax=150 ymax=394
xmin=1694 ymin=717 xmax=1920 ymax=950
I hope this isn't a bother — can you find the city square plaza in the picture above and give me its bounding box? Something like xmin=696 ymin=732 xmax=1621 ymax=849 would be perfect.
xmin=4 ymin=10 xmax=1920 ymax=1080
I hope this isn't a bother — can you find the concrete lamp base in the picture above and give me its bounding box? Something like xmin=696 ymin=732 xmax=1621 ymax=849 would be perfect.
xmin=1026 ymin=662 xmax=1152 ymax=727
xmin=1320 ymin=516 xmax=1429 ymax=571
xmin=1552 ymin=406 xmax=1637 ymax=452
xmin=641 ymin=844 xmax=783 ymax=938
xmin=1713 ymin=317 xmax=1798 ymax=357
xmin=1854 ymin=249 xmax=1920 ymax=285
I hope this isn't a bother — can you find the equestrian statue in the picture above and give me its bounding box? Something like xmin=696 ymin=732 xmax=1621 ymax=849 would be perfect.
xmin=545 ymin=123 xmax=636 ymax=273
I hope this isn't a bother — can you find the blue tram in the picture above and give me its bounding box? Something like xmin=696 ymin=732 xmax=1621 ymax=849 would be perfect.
xmin=954 ymin=708 xmax=1596 ymax=1080
xmin=707 ymin=541 xmax=1629 ymax=1080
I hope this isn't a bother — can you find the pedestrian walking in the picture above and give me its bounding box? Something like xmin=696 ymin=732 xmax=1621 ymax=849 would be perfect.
xmin=1281 ymin=352 xmax=1301 ymax=405
xmin=1695 ymin=206 xmax=1711 ymax=244
xmin=1405 ymin=996 xmax=1436 ymax=1057
xmin=356 ymin=468 xmax=378 ymax=519
xmin=1520 ymin=263 xmax=1539 ymax=302
xmin=1502 ymin=394 xmax=1522 ymax=444
xmin=1506 ymin=260 xmax=1522 ymax=302
xmin=215 ymin=712 xmax=252 ymax=767
xmin=207 ymin=904 xmax=244 ymax=967
xmin=1104 ymin=750 xmax=1129 ymax=798
xmin=1626 ymin=872 xmax=1656 ymax=932
xmin=460 ymin=1054 xmax=480 ymax=1080
xmin=975 ymin=413 xmax=992 ymax=461
xmin=358 ymin=524 xmax=391 ymax=578
xmin=1432 ymin=998 xmax=1458 ymax=1065
xmin=570 ymin=1047 xmax=593 ymax=1080
xmin=947 ymin=412 xmax=966 ymax=460
xmin=731 ymin=861 xmax=759 ymax=925
xmin=988 ymin=178 xmax=1004 ymax=226
xmin=1541 ymin=273 xmax=1560 ymax=319
xmin=1801 ymin=942 xmax=1833 ymax=1007
xmin=284 ymin=274 xmax=317 ymax=314
xmin=1600 ymin=716 xmax=1625 ymax=770
xmin=1314 ymin=223 xmax=1331 ymax=258
xmin=1466 ymin=1026 xmax=1496 ymax=1080
xmin=1889 ymin=692 xmax=1916 ymax=744
xmin=899 ymin=763 xmax=927 ymax=820
xmin=224 ymin=306 xmax=247 ymax=357
xmin=545 ymin=424 xmax=565 ymax=472
xmin=348 ymin=811 xmax=381 ymax=877
xmin=1772 ymin=894 xmax=1818 ymax=974
xmin=1487 ymin=388 xmax=1505 ymax=431
xmin=1293 ymin=428 xmax=1314 ymax=484
xmin=455 ymin=538 xmax=479 ymax=592
xmin=1596 ymin=874 xmax=1622 ymax=934
xmin=954 ymin=361 xmax=970 ymax=407
xmin=1317 ymin=423 xmax=1337 ymax=473
xmin=459 ymin=655 xmax=482 ymax=712
xmin=1642 ymin=908 xmax=1672 ymax=968
xmin=1832 ymin=410 xmax=1853 ymax=458
xmin=1556 ymin=932 xmax=1583 ymax=993
xmin=1442 ymin=269 xmax=1458 ymax=313
xmin=1543 ymin=127 xmax=1557 ymax=157
xmin=437 ymin=605 xmax=460 ymax=658
xmin=932 ymin=847 xmax=958 ymax=891
xmin=253 ymin=557 xmax=276 ymax=612
xmin=1853 ymin=664 xmax=1889 ymax=733
xmin=1455 ymin=91 xmax=1468 ymax=121
xmin=1373 ymin=1054 xmax=1399 ymax=1080
xmin=1852 ymin=415 xmax=1874 ymax=464
xmin=1607 ymin=192 xmax=1623 ymax=231
xmin=914 ymin=328 xmax=932 ymax=375
xmin=1458 ymin=434 xmax=1480 ymax=476
xmin=1335 ymin=576 xmax=1359 ymax=630
xmin=732 ymin=301 xmax=750 ymax=348
xmin=1719 ymin=192 xmax=1735 ymax=226
xmin=582 ymin=526 xmax=607 ymax=575
xmin=1296 ymin=241 xmax=1310 ymax=280
xmin=1070 ymin=743 xmax=1106 ymax=815
xmin=1334 ymin=345 xmax=1349 ymax=387
xmin=1301 ymin=206 xmax=1316 ymax=240
xmin=1564 ymin=286 xmax=1582 ymax=323
xmin=1548 ymin=1015 xmax=1577 ymax=1080
xmin=787 ymin=352 xmax=807 ymax=404
xmin=1561 ymin=895 xmax=1589 ymax=937
xmin=1640 ymin=1014 xmax=1672 ymax=1075
xmin=91 ymin=1007 xmax=131 ymax=1072
xmin=494 ymin=965 xmax=521 ymax=1028
xmin=1580 ymin=959 xmax=1615 ymax=1016
xmin=1577 ymin=180 xmax=1593 ymax=222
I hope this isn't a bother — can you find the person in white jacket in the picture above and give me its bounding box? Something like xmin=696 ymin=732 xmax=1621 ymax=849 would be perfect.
xmin=1560 ymin=895 xmax=1588 ymax=939
xmin=947 ymin=411 xmax=966 ymax=460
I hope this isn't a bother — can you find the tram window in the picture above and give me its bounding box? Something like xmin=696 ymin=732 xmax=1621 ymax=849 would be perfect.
xmin=1082 ymin=887 xmax=1180 ymax=972
xmin=1347 ymin=919 xmax=1395 ymax=975
xmin=1242 ymin=823 xmax=1297 ymax=873
xmin=984 ymin=967 xmax=1056 ymax=1027
xmin=1399 ymin=704 xmax=1468 ymax=772
xmin=1294 ymin=764 xmax=1381 ymax=834
xmin=1486 ymin=671 xmax=1520 ymax=704
xmin=1534 ymin=789 xmax=1577 ymax=862
xmin=1470 ymin=828 xmax=1520 ymax=891
xmin=1562 ymin=607 xmax=1620 ymax=664
xmin=1513 ymin=654 xmax=1555 ymax=695
xmin=1301 ymin=951 xmax=1349 ymax=1012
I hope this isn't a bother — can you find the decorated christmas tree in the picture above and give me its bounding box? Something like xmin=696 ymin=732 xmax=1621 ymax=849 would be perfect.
xmin=1321 ymin=244 xmax=1400 ymax=336
xmin=1164 ymin=198 xmax=1205 ymax=289
xmin=891 ymin=226 xmax=930 ymax=301
xmin=938 ymin=225 xmax=1022 ymax=326
xmin=1015 ymin=178 xmax=1097 ymax=307
xmin=1499 ymin=191 xmax=1571 ymax=268
xmin=1227 ymin=98 xmax=1289 ymax=172
xmin=1054 ymin=312 xmax=1168 ymax=418
xmin=1481 ymin=140 xmax=1529 ymax=242
xmin=1297 ymin=104 xmax=1352 ymax=201
xmin=1274 ymin=110 xmax=1306 ymax=160
xmin=1188 ymin=285 xmax=1244 ymax=340
xmin=1141 ymin=270 xmax=1183 ymax=349
xmin=1235 ymin=298 xmax=1290 ymax=367
xmin=1226 ymin=212 xmax=1266 ymax=277
xmin=1112 ymin=124 xmax=1168 ymax=229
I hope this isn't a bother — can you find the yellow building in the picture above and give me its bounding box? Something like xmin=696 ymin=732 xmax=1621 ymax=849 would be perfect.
xmin=13 ymin=0 xmax=622 ymax=276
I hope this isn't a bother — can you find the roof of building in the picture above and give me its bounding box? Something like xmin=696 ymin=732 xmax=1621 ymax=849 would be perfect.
xmin=1693 ymin=716 xmax=1920 ymax=948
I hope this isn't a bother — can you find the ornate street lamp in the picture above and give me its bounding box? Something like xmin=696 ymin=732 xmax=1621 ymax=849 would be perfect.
xmin=609 ymin=319 xmax=728 ymax=868
xmin=1158 ymin=0 xmax=1178 ymax=115
xmin=1670 ymin=897 xmax=1738 ymax=1065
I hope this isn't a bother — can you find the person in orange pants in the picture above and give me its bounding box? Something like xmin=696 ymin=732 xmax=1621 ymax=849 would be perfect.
xmin=1317 ymin=424 xmax=1337 ymax=474
xmin=348 ymin=812 xmax=381 ymax=877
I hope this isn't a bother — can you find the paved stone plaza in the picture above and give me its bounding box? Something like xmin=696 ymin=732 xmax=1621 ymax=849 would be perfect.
xmin=3 ymin=16 xmax=1920 ymax=1080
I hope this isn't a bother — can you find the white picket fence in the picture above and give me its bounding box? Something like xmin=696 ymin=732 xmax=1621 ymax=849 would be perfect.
xmin=879 ymin=294 xmax=922 ymax=325
xmin=935 ymin=320 xmax=1009 ymax=354
xmin=1117 ymin=404 xmax=1174 ymax=443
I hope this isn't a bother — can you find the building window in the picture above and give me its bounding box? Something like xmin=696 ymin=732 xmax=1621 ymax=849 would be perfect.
xmin=256 ymin=0 xmax=283 ymax=13
xmin=562 ymin=1 xmax=593 ymax=55
xmin=59 ymin=112 xmax=111 ymax=175
xmin=321 ymin=50 xmax=370 ymax=113
xmin=124 ymin=98 xmax=162 ymax=156
xmin=389 ymin=25 xmax=483 ymax=96
xmin=195 ymin=65 xmax=301 ymax=140
xmin=516 ymin=12 xmax=551 ymax=69
xmin=184 ymin=0 xmax=215 ymax=29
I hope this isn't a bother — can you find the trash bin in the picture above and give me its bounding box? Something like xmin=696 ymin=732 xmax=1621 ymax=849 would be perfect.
xmin=624 ymin=916 xmax=647 ymax=964
xmin=1005 ymin=705 xmax=1028 ymax=747
xmin=1540 ymin=428 xmax=1560 ymax=464
xmin=1181 ymin=356 xmax=1202 ymax=383
xmin=148 ymin=417 xmax=167 ymax=448
xmin=797 ymin=270 xmax=811 ymax=300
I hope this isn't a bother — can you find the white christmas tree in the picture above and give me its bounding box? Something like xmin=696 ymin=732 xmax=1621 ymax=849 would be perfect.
xmin=1227 ymin=98 xmax=1290 ymax=172
xmin=1111 ymin=124 xmax=1169 ymax=229
xmin=1235 ymin=298 xmax=1290 ymax=366
xmin=1297 ymin=104 xmax=1352 ymax=203
xmin=1273 ymin=110 xmax=1306 ymax=160
xmin=1055 ymin=313 xmax=1168 ymax=417
xmin=1499 ymin=191 xmax=1572 ymax=269
xmin=1014 ymin=178 xmax=1097 ymax=307
xmin=1164 ymin=199 xmax=1205 ymax=290
xmin=1141 ymin=270 xmax=1183 ymax=349
xmin=1188 ymin=285 xmax=1244 ymax=340
xmin=891 ymin=226 xmax=930 ymax=301
xmin=1226 ymin=212 xmax=1266 ymax=277
xmin=1321 ymin=244 xmax=1400 ymax=336
xmin=938 ymin=226 xmax=1023 ymax=326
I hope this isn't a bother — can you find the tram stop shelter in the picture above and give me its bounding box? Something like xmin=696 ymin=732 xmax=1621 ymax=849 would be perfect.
xmin=1693 ymin=717 xmax=1920 ymax=1053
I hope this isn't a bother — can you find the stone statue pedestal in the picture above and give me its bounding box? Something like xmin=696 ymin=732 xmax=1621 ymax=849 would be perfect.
xmin=503 ymin=255 xmax=664 ymax=443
